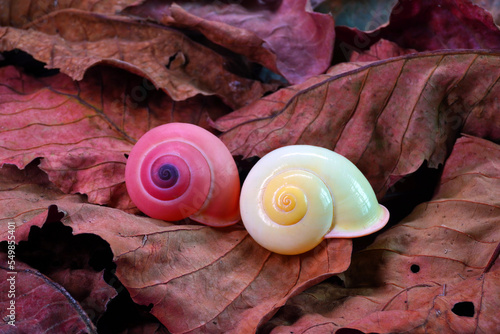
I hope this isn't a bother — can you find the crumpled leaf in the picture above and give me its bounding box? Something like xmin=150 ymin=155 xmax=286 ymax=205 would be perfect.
xmin=0 ymin=9 xmax=271 ymax=108
xmin=263 ymin=135 xmax=500 ymax=333
xmin=215 ymin=50 xmax=500 ymax=198
xmin=0 ymin=173 xmax=352 ymax=334
xmin=0 ymin=253 xmax=98 ymax=333
xmin=381 ymin=0 xmax=500 ymax=50
xmin=0 ymin=160 xmax=352 ymax=333
xmin=335 ymin=0 xmax=500 ymax=61
xmin=11 ymin=205 xmax=117 ymax=323
xmin=471 ymin=0 xmax=500 ymax=25
xmin=50 ymin=268 xmax=117 ymax=322
xmin=350 ymin=39 xmax=417 ymax=62
xmin=73 ymin=208 xmax=351 ymax=333
xmin=0 ymin=179 xmax=117 ymax=324
xmin=124 ymin=0 xmax=335 ymax=84
xmin=0 ymin=0 xmax=138 ymax=27
xmin=0 ymin=65 xmax=228 ymax=210
xmin=0 ymin=162 xmax=85 ymax=241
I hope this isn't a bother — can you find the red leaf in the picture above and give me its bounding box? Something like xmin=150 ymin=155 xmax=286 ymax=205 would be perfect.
xmin=350 ymin=39 xmax=417 ymax=62
xmin=124 ymin=0 xmax=335 ymax=84
xmin=0 ymin=65 xmax=228 ymax=209
xmin=0 ymin=253 xmax=97 ymax=333
xmin=264 ymin=135 xmax=500 ymax=333
xmin=470 ymin=0 xmax=500 ymax=25
xmin=215 ymin=51 xmax=500 ymax=198
xmin=336 ymin=0 xmax=500 ymax=61
xmin=382 ymin=0 xmax=500 ymax=50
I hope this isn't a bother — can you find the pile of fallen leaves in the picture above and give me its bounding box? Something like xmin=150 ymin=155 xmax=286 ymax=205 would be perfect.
xmin=0 ymin=0 xmax=499 ymax=333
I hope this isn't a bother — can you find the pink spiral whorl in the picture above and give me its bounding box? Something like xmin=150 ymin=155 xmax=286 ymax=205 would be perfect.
xmin=125 ymin=123 xmax=240 ymax=226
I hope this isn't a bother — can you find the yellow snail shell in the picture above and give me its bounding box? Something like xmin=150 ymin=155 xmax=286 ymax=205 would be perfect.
xmin=240 ymin=145 xmax=390 ymax=255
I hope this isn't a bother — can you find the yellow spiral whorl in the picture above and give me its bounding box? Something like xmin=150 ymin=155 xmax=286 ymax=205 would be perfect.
xmin=276 ymin=191 xmax=296 ymax=211
xmin=263 ymin=171 xmax=309 ymax=225
xmin=240 ymin=145 xmax=390 ymax=255
xmin=244 ymin=168 xmax=334 ymax=254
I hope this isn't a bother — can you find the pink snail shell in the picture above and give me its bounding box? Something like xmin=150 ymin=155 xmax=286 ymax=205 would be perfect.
xmin=125 ymin=123 xmax=240 ymax=226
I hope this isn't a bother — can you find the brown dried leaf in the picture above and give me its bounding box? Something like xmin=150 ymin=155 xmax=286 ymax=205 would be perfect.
xmin=0 ymin=164 xmax=352 ymax=333
xmin=65 ymin=206 xmax=351 ymax=333
xmin=124 ymin=0 xmax=335 ymax=84
xmin=215 ymin=51 xmax=500 ymax=198
xmin=264 ymin=135 xmax=500 ymax=333
xmin=0 ymin=9 xmax=270 ymax=108
xmin=0 ymin=65 xmax=227 ymax=210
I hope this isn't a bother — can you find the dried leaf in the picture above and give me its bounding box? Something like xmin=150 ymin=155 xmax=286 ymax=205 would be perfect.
xmin=0 ymin=161 xmax=352 ymax=333
xmin=2 ymin=205 xmax=352 ymax=333
xmin=0 ymin=65 xmax=227 ymax=210
xmin=381 ymin=0 xmax=500 ymax=50
xmin=335 ymin=0 xmax=500 ymax=62
xmin=0 ymin=253 xmax=97 ymax=333
xmin=471 ymin=0 xmax=500 ymax=25
xmin=124 ymin=0 xmax=335 ymax=84
xmin=50 ymin=268 xmax=116 ymax=322
xmin=13 ymin=208 xmax=117 ymax=320
xmin=0 ymin=162 xmax=85 ymax=241
xmin=350 ymin=39 xmax=417 ymax=62
xmin=264 ymin=135 xmax=500 ymax=333
xmin=68 ymin=206 xmax=351 ymax=333
xmin=215 ymin=51 xmax=500 ymax=198
xmin=0 ymin=10 xmax=270 ymax=108
xmin=0 ymin=181 xmax=117 ymax=323
xmin=0 ymin=0 xmax=137 ymax=27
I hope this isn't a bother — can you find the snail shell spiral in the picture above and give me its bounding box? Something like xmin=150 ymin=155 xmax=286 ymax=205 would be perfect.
xmin=240 ymin=145 xmax=389 ymax=255
xmin=125 ymin=123 xmax=240 ymax=226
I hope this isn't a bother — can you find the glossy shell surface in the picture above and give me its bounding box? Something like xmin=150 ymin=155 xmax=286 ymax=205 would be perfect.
xmin=125 ymin=123 xmax=240 ymax=226
xmin=240 ymin=145 xmax=389 ymax=255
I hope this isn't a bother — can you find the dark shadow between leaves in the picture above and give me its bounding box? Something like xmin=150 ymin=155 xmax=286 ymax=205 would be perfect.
xmin=0 ymin=204 xmax=166 ymax=332
xmin=0 ymin=49 xmax=60 ymax=77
